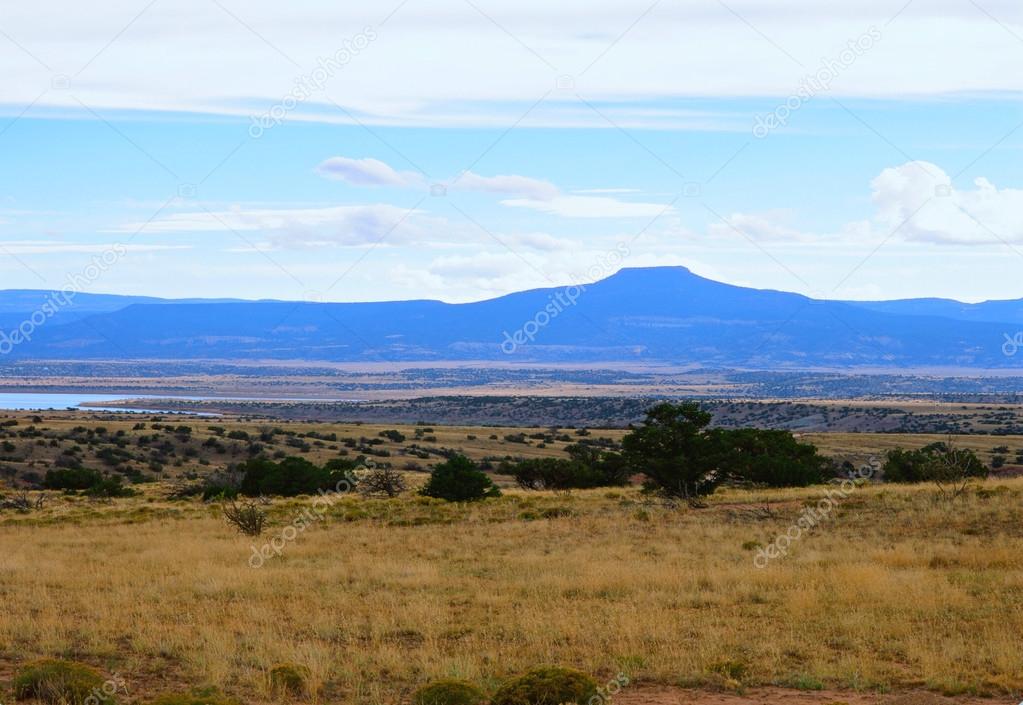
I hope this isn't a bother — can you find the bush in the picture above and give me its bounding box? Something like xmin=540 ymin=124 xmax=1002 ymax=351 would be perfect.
xmin=492 ymin=667 xmax=597 ymax=705
xmin=43 ymin=467 xmax=104 ymax=491
xmin=13 ymin=659 xmax=114 ymax=705
xmin=357 ymin=464 xmax=407 ymax=498
xmin=884 ymin=441 xmax=987 ymax=499
xmin=223 ymin=499 xmax=267 ymax=536
xmin=201 ymin=482 xmax=239 ymax=501
xmin=86 ymin=476 xmax=136 ymax=498
xmin=884 ymin=443 xmax=987 ymax=484
xmin=43 ymin=468 xmax=135 ymax=497
xmin=507 ymin=446 xmax=629 ymax=491
xmin=411 ymin=679 xmax=486 ymax=705
xmin=237 ymin=457 xmax=357 ymax=497
xmin=420 ymin=455 xmax=500 ymax=502
xmin=268 ymin=664 xmax=310 ymax=698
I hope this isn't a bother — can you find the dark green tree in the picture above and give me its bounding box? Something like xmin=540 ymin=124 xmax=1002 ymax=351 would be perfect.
xmin=621 ymin=402 xmax=720 ymax=500
xmin=709 ymin=428 xmax=830 ymax=487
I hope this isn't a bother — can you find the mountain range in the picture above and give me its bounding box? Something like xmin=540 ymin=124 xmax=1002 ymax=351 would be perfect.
xmin=1 ymin=267 xmax=1021 ymax=368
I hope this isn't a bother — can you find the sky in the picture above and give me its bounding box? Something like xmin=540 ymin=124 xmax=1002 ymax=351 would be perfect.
xmin=1 ymin=0 xmax=1022 ymax=303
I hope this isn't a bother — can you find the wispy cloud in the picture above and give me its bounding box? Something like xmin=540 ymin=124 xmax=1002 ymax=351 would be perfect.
xmin=501 ymin=194 xmax=675 ymax=218
xmin=0 ymin=241 xmax=190 ymax=254
xmin=112 ymin=204 xmax=433 ymax=249
xmin=317 ymin=155 xmax=667 ymax=218
xmin=3 ymin=2 xmax=1021 ymax=128
xmin=316 ymin=157 xmax=423 ymax=187
xmin=453 ymin=172 xmax=559 ymax=200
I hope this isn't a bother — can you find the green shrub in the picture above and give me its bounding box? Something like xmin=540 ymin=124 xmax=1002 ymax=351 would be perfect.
xmin=492 ymin=666 xmax=597 ymax=705
xmin=149 ymin=687 xmax=240 ymax=705
xmin=42 ymin=468 xmax=135 ymax=497
xmin=43 ymin=467 xmax=104 ymax=491
xmin=268 ymin=664 xmax=310 ymax=698
xmin=505 ymin=449 xmax=628 ymax=491
xmin=86 ymin=476 xmax=136 ymax=498
xmin=237 ymin=456 xmax=358 ymax=497
xmin=411 ymin=679 xmax=486 ymax=705
xmin=12 ymin=659 xmax=114 ymax=705
xmin=420 ymin=455 xmax=500 ymax=502
xmin=884 ymin=443 xmax=987 ymax=484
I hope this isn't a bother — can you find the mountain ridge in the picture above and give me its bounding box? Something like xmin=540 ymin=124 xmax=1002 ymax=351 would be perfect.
xmin=1 ymin=267 xmax=1021 ymax=368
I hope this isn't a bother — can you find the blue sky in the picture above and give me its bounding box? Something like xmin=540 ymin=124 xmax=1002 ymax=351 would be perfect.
xmin=1 ymin=0 xmax=1022 ymax=303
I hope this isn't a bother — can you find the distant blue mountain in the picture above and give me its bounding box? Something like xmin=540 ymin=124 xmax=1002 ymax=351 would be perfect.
xmin=1 ymin=267 xmax=1020 ymax=368
xmin=842 ymin=297 xmax=1023 ymax=325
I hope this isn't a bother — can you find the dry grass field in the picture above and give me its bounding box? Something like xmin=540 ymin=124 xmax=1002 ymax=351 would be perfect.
xmin=1 ymin=473 xmax=1021 ymax=705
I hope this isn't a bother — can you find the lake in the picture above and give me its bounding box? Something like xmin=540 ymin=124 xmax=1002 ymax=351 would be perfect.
xmin=0 ymin=392 xmax=201 ymax=413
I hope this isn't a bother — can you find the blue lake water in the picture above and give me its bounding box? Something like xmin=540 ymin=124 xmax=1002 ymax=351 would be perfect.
xmin=0 ymin=392 xmax=198 ymax=413
xmin=0 ymin=392 xmax=361 ymax=413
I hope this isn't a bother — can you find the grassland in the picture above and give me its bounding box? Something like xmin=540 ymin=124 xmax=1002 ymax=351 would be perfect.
xmin=1 ymin=472 xmax=1022 ymax=704
xmin=2 ymin=411 xmax=1022 ymax=705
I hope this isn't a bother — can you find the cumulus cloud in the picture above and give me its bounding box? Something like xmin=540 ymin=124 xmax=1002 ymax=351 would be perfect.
xmin=316 ymin=157 xmax=423 ymax=187
xmin=706 ymin=161 xmax=1023 ymax=246
xmin=870 ymin=161 xmax=1023 ymax=244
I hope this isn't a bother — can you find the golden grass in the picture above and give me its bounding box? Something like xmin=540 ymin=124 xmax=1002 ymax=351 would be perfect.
xmin=1 ymin=478 xmax=1022 ymax=704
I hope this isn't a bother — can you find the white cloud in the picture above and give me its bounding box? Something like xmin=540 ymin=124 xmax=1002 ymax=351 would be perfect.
xmin=3 ymin=1 xmax=1022 ymax=128
xmin=114 ymin=204 xmax=435 ymax=248
xmin=703 ymin=161 xmax=1023 ymax=247
xmin=313 ymin=156 xmax=661 ymax=219
xmin=452 ymin=172 xmax=559 ymax=200
xmin=316 ymin=157 xmax=423 ymax=187
xmin=501 ymin=194 xmax=675 ymax=218
xmin=0 ymin=241 xmax=189 ymax=254
xmin=708 ymin=211 xmax=814 ymax=243
xmin=502 ymin=232 xmax=575 ymax=251
xmin=870 ymin=161 xmax=1023 ymax=244
xmin=316 ymin=157 xmax=559 ymax=200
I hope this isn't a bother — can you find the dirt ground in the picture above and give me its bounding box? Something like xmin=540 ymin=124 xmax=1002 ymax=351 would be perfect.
xmin=617 ymin=688 xmax=1006 ymax=705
